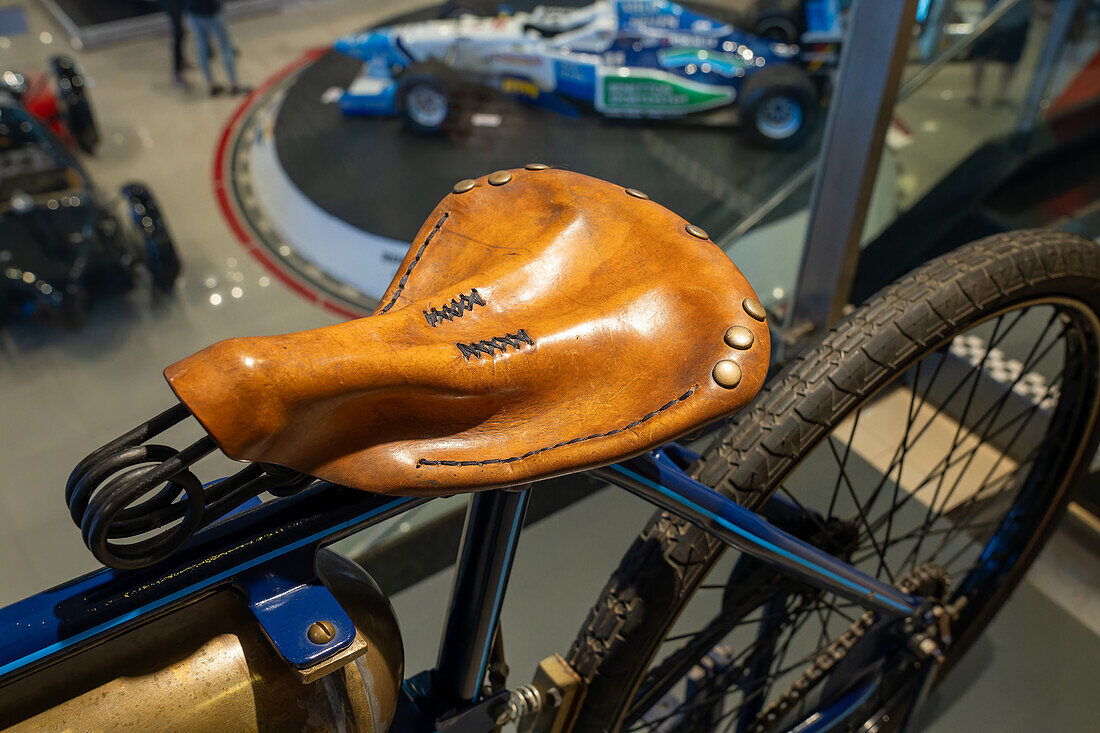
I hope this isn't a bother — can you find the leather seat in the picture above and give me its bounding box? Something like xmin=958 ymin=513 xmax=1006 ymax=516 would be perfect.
xmin=164 ymin=168 xmax=770 ymax=495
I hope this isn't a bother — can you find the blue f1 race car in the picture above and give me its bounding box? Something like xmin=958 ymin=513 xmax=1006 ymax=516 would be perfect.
xmin=334 ymin=0 xmax=825 ymax=148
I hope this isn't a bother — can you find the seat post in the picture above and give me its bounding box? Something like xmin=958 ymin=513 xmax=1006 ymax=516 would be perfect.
xmin=435 ymin=486 xmax=531 ymax=704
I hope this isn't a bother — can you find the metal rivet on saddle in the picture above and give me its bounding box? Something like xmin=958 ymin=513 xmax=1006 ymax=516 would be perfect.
xmin=724 ymin=326 xmax=755 ymax=350
xmin=742 ymin=298 xmax=767 ymax=321
xmin=525 ymin=163 xmax=550 ymax=170
xmin=712 ymin=360 xmax=743 ymax=388
xmin=453 ymin=179 xmax=476 ymax=194
xmin=488 ymin=170 xmax=513 ymax=186
xmin=686 ymin=224 xmax=709 ymax=240
xmin=625 ymin=188 xmax=649 ymax=200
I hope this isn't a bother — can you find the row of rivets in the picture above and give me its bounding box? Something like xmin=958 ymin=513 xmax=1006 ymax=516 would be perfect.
xmin=714 ymin=302 xmax=767 ymax=389
xmin=454 ymin=165 xmax=546 ymax=194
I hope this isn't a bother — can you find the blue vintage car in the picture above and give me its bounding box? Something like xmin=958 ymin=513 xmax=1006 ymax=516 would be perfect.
xmin=333 ymin=0 xmax=826 ymax=148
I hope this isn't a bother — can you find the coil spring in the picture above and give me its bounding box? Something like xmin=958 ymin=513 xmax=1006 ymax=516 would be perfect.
xmin=501 ymin=684 xmax=542 ymax=724
xmin=65 ymin=402 xmax=313 ymax=570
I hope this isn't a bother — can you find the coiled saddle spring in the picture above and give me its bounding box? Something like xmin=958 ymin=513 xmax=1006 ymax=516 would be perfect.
xmin=66 ymin=403 xmax=314 ymax=570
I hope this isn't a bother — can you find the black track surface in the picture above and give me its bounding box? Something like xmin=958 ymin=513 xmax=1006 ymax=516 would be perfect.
xmin=272 ymin=4 xmax=820 ymax=244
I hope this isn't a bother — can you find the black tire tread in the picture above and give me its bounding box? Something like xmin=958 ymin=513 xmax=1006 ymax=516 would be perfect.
xmin=566 ymin=229 xmax=1100 ymax=732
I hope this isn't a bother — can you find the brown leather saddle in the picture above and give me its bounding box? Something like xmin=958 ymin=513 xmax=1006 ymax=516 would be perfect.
xmin=165 ymin=168 xmax=770 ymax=496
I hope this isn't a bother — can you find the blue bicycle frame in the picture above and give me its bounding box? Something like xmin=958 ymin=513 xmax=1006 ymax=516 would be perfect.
xmin=0 ymin=444 xmax=929 ymax=731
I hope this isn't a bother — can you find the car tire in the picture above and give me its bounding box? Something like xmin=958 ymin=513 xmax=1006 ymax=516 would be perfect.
xmin=396 ymin=63 xmax=460 ymax=134
xmin=50 ymin=55 xmax=99 ymax=155
xmin=122 ymin=182 xmax=181 ymax=293
xmin=739 ymin=64 xmax=817 ymax=150
xmin=438 ymin=0 xmax=499 ymax=19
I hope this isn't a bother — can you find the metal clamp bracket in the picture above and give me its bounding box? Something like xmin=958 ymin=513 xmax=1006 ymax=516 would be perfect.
xmin=237 ymin=550 xmax=356 ymax=672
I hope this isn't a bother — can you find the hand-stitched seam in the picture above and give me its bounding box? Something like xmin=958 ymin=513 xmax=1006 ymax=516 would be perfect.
xmin=416 ymin=386 xmax=697 ymax=467
xmin=425 ymin=289 xmax=485 ymax=326
xmin=456 ymin=329 xmax=533 ymax=360
xmin=378 ymin=211 xmax=449 ymax=315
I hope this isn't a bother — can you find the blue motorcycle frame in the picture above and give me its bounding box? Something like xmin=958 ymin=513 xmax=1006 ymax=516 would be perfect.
xmin=0 ymin=443 xmax=933 ymax=732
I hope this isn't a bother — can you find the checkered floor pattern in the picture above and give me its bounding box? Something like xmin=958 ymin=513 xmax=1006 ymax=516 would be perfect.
xmin=948 ymin=334 xmax=1060 ymax=410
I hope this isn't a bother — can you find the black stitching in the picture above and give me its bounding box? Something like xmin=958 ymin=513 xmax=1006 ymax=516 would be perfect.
xmin=416 ymin=386 xmax=697 ymax=467
xmin=378 ymin=212 xmax=449 ymax=315
xmin=425 ymin=289 xmax=485 ymax=326
xmin=456 ymin=329 xmax=533 ymax=360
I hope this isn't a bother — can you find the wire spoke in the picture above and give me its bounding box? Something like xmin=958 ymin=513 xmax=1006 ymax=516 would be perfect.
xmin=841 ymin=318 xmax=1025 ymax=539
xmin=925 ymin=314 xmax=1061 ymax=524
xmin=866 ymin=364 xmax=1063 ymax=542
xmin=905 ymin=314 xmax=1063 ymax=568
xmin=659 ymin=613 xmax=793 ymax=646
xmin=776 ymin=484 xmax=832 ymax=538
xmin=827 ymin=409 xmax=862 ymax=520
xmin=908 ymin=314 xmax=1015 ymax=563
xmin=932 ymin=367 xmax=1059 ymax=542
xmin=826 ymin=436 xmax=896 ymax=584
xmin=879 ymin=358 xmax=924 ymax=580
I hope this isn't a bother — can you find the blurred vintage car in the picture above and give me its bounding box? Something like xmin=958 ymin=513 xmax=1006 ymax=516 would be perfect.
xmin=0 ymin=87 xmax=179 ymax=329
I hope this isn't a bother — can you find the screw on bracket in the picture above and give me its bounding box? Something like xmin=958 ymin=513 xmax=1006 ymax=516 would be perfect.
xmin=307 ymin=620 xmax=336 ymax=645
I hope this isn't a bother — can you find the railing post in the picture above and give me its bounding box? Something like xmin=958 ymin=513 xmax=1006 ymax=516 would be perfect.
xmin=787 ymin=0 xmax=919 ymax=337
xmin=1018 ymin=0 xmax=1082 ymax=136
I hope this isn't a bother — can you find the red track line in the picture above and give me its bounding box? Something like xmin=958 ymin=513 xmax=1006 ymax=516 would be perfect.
xmin=212 ymin=46 xmax=364 ymax=321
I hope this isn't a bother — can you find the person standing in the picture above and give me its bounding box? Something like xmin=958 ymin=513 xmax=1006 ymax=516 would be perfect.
xmin=185 ymin=0 xmax=247 ymax=96
xmin=162 ymin=0 xmax=188 ymax=89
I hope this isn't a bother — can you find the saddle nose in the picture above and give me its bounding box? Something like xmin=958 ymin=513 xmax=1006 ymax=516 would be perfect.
xmin=165 ymin=167 xmax=770 ymax=495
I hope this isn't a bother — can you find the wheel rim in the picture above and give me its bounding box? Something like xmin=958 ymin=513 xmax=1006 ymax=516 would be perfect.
xmin=755 ymin=96 xmax=802 ymax=140
xmin=406 ymin=84 xmax=449 ymax=128
xmin=624 ymin=297 xmax=1100 ymax=732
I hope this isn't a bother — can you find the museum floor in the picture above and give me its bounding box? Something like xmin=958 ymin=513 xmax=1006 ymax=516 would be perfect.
xmin=0 ymin=1 xmax=1098 ymax=730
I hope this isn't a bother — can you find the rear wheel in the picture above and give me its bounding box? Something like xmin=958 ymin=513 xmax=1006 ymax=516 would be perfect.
xmin=567 ymin=230 xmax=1100 ymax=732
xmin=396 ymin=63 xmax=460 ymax=133
xmin=122 ymin=183 xmax=180 ymax=293
xmin=50 ymin=55 xmax=98 ymax=155
xmin=739 ymin=65 xmax=817 ymax=150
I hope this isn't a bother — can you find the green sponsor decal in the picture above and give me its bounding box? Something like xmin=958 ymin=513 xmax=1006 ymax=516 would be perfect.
xmin=601 ymin=74 xmax=732 ymax=112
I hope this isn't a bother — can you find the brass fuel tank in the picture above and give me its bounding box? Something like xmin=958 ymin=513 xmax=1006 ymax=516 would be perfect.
xmin=1 ymin=549 xmax=403 ymax=732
